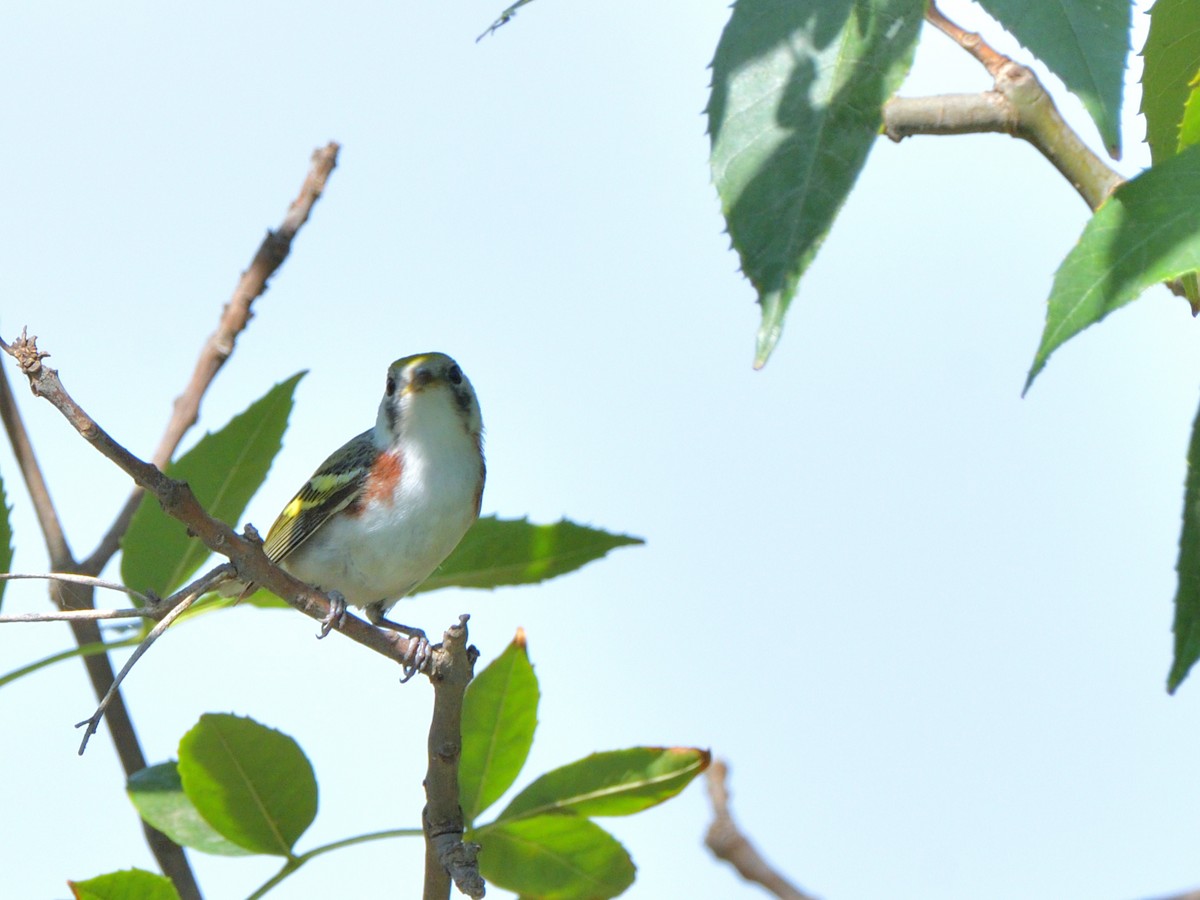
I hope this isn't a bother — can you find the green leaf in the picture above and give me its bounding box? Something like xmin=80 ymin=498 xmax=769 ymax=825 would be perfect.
xmin=460 ymin=632 xmax=539 ymax=823
xmin=121 ymin=372 xmax=305 ymax=598
xmin=0 ymin=472 xmax=11 ymax=610
xmin=415 ymin=516 xmax=643 ymax=595
xmin=69 ymin=869 xmax=180 ymax=900
xmin=1141 ymin=0 xmax=1200 ymax=162
xmin=975 ymin=0 xmax=1130 ymax=159
xmin=470 ymin=815 xmax=635 ymax=900
xmin=497 ymin=747 xmax=710 ymax=823
xmin=708 ymin=0 xmax=923 ymax=368
xmin=1178 ymin=68 xmax=1200 ymax=153
xmin=1025 ymin=144 xmax=1200 ymax=392
xmin=127 ymin=762 xmax=252 ymax=856
xmin=1168 ymin=390 xmax=1200 ymax=693
xmin=177 ymin=713 xmax=317 ymax=856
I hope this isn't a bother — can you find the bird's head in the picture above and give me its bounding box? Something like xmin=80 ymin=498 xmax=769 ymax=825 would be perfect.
xmin=374 ymin=352 xmax=482 ymax=446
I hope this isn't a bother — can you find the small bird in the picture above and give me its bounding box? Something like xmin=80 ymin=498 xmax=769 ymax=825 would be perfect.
xmin=251 ymin=353 xmax=484 ymax=673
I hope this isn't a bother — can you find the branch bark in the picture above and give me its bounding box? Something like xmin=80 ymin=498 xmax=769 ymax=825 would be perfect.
xmin=705 ymin=759 xmax=817 ymax=900
xmin=422 ymin=615 xmax=485 ymax=900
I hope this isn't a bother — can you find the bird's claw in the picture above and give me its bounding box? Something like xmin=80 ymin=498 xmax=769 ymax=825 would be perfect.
xmin=398 ymin=630 xmax=431 ymax=682
xmin=317 ymin=591 xmax=347 ymax=639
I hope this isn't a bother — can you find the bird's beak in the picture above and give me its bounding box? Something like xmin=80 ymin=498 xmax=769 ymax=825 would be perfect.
xmin=402 ymin=362 xmax=438 ymax=395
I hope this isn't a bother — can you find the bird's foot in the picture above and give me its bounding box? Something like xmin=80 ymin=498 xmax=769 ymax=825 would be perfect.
xmin=370 ymin=614 xmax=431 ymax=681
xmin=317 ymin=591 xmax=347 ymax=639
xmin=396 ymin=630 xmax=431 ymax=682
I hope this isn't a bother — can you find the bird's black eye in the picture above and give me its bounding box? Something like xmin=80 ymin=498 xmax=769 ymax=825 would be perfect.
xmin=447 ymin=364 xmax=463 ymax=385
xmin=385 ymin=376 xmax=396 ymax=397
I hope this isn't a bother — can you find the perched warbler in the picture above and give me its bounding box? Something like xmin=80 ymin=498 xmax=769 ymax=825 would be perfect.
xmin=244 ymin=353 xmax=484 ymax=670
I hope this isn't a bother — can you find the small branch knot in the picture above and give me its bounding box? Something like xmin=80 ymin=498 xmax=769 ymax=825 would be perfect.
xmin=433 ymin=832 xmax=486 ymax=899
xmin=5 ymin=327 xmax=52 ymax=376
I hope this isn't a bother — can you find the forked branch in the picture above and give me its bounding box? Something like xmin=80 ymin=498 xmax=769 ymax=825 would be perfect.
xmin=2 ymin=330 xmax=437 ymax=674
xmin=422 ymin=615 xmax=485 ymax=900
xmin=883 ymin=2 xmax=1123 ymax=212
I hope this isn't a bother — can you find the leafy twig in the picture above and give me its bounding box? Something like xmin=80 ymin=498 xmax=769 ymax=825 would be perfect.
xmin=476 ymin=0 xmax=535 ymax=42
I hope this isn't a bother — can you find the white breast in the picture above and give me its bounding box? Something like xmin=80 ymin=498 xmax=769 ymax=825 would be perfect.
xmin=283 ymin=392 xmax=482 ymax=610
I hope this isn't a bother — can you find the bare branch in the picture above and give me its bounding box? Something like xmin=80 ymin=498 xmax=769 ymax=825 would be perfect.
xmin=0 ymin=572 xmax=154 ymax=606
xmin=705 ymin=759 xmax=817 ymax=900
xmin=85 ymin=141 xmax=340 ymax=574
xmin=925 ymin=0 xmax=1007 ymax=76
xmin=78 ymin=590 xmax=195 ymax=751
xmin=883 ymin=92 xmax=1016 ymax=137
xmin=882 ymin=4 xmax=1123 ymax=212
xmin=422 ymin=615 xmax=484 ymax=900
xmin=2 ymin=331 xmax=432 ymax=673
xmin=0 ymin=607 xmax=149 ymax=623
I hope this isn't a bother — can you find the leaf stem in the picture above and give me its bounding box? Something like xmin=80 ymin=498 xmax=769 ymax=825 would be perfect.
xmin=0 ymin=636 xmax=140 ymax=688
xmin=244 ymin=829 xmax=422 ymax=899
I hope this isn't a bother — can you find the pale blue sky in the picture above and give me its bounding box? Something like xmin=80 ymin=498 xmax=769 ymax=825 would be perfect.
xmin=2 ymin=2 xmax=1196 ymax=899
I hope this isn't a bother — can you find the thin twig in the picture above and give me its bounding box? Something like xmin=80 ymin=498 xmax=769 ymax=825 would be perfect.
xmin=422 ymin=615 xmax=484 ymax=900
xmin=0 ymin=572 xmax=153 ymax=605
xmin=85 ymin=142 xmax=340 ymax=575
xmin=925 ymin=0 xmax=1006 ymax=76
xmin=75 ymin=583 xmax=197 ymax=754
xmin=0 ymin=608 xmax=149 ymax=623
xmin=0 ymin=565 xmax=233 ymax=625
xmin=247 ymin=828 xmax=422 ymax=899
xmin=0 ymin=344 xmax=71 ymax=565
xmin=705 ymin=760 xmax=817 ymax=900
xmin=73 ymin=565 xmax=233 ymax=754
